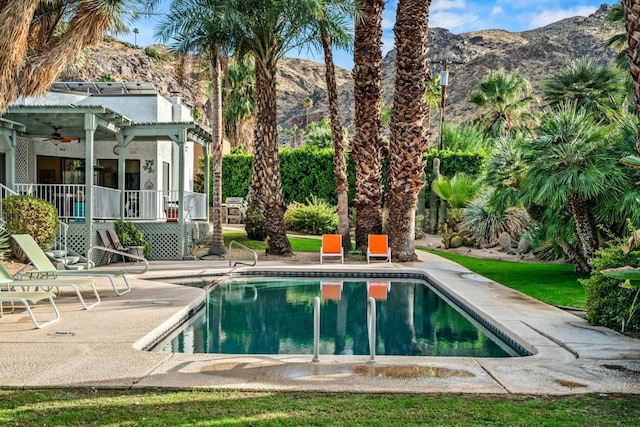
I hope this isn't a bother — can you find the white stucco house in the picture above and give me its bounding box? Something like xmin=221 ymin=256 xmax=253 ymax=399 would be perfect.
xmin=0 ymin=81 xmax=212 ymax=261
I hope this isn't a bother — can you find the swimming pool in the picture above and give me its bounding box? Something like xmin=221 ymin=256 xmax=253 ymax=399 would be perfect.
xmin=155 ymin=275 xmax=528 ymax=357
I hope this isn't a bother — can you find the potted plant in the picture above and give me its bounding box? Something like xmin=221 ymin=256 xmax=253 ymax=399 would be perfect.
xmin=115 ymin=218 xmax=151 ymax=257
xmin=165 ymin=206 xmax=179 ymax=222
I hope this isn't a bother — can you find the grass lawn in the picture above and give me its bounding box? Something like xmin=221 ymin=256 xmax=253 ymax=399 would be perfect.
xmin=425 ymin=250 xmax=588 ymax=309
xmin=223 ymin=230 xmax=321 ymax=252
xmin=1 ymin=389 xmax=637 ymax=426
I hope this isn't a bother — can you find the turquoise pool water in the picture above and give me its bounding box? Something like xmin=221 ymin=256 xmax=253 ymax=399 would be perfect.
xmin=156 ymin=276 xmax=524 ymax=357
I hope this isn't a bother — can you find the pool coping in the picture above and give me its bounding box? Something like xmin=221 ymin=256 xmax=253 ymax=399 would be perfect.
xmin=0 ymin=250 xmax=639 ymax=394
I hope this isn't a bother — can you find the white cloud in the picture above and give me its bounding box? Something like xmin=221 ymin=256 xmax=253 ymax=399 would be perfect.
xmin=490 ymin=6 xmax=503 ymax=16
xmin=523 ymin=6 xmax=600 ymax=29
xmin=430 ymin=11 xmax=481 ymax=32
xmin=431 ymin=0 xmax=466 ymax=13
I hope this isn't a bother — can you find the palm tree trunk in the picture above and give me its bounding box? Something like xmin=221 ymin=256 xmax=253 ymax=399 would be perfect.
xmin=208 ymin=44 xmax=226 ymax=256
xmin=623 ymin=0 xmax=640 ymax=152
xmin=352 ymin=0 xmax=385 ymax=250
xmin=387 ymin=0 xmax=431 ymax=261
xmin=253 ymin=58 xmax=293 ymax=256
xmin=321 ymin=28 xmax=351 ymax=253
xmin=568 ymin=195 xmax=597 ymax=262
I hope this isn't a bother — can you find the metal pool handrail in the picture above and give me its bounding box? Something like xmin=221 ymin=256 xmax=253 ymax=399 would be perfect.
xmin=228 ymin=240 xmax=258 ymax=267
xmin=368 ymin=296 xmax=376 ymax=362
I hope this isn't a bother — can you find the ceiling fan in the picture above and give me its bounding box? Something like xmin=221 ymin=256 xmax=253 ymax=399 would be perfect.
xmin=43 ymin=126 xmax=80 ymax=143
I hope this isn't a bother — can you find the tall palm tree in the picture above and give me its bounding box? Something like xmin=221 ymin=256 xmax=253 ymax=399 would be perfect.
xmin=386 ymin=0 xmax=431 ymax=261
xmin=155 ymin=0 xmax=231 ymax=257
xmin=223 ymin=57 xmax=256 ymax=153
xmin=622 ymin=0 xmax=640 ymax=151
xmin=521 ymin=102 xmax=628 ymax=265
xmin=310 ymin=0 xmax=357 ymax=253
xmin=0 ymin=0 xmax=141 ymax=112
xmin=468 ymin=69 xmax=535 ymax=138
xmin=352 ymin=0 xmax=385 ymax=251
xmin=542 ymin=58 xmax=626 ymax=120
xmin=227 ymin=0 xmax=324 ymax=256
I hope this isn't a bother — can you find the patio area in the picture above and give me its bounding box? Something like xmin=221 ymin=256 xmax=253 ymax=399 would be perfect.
xmin=0 ymin=251 xmax=639 ymax=394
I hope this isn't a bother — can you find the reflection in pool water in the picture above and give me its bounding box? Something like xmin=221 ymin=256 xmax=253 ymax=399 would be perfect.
xmin=157 ymin=277 xmax=522 ymax=357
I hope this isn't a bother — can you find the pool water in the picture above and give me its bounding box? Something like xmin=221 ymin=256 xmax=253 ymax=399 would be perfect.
xmin=157 ymin=277 xmax=523 ymax=357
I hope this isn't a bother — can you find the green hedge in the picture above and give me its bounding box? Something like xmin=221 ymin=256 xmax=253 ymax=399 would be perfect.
xmin=220 ymin=148 xmax=485 ymax=206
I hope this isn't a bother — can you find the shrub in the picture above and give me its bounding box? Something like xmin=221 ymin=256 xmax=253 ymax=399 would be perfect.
xmin=284 ymin=196 xmax=338 ymax=235
xmin=115 ymin=218 xmax=151 ymax=256
xmin=244 ymin=206 xmax=267 ymax=241
xmin=1 ymin=195 xmax=58 ymax=251
xmin=98 ymin=72 xmax=116 ymax=82
xmin=581 ymin=243 xmax=640 ymax=332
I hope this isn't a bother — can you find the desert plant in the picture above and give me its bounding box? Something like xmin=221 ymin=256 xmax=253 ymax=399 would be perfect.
xmin=1 ymin=195 xmax=58 ymax=252
xmin=284 ymin=196 xmax=338 ymax=235
xmin=461 ymin=191 xmax=530 ymax=247
xmin=115 ymin=218 xmax=151 ymax=256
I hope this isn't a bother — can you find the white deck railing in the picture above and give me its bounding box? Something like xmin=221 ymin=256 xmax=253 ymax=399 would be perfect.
xmin=13 ymin=184 xmax=206 ymax=222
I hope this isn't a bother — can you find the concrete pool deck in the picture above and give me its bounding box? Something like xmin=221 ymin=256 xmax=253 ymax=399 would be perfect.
xmin=1 ymin=250 xmax=639 ymax=394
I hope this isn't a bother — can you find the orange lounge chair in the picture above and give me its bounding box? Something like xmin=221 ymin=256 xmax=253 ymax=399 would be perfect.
xmin=321 ymin=281 xmax=343 ymax=301
xmin=320 ymin=234 xmax=344 ymax=264
xmin=367 ymin=280 xmax=391 ymax=301
xmin=367 ymin=234 xmax=391 ymax=263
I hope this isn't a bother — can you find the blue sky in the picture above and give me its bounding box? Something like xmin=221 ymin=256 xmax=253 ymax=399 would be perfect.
xmin=124 ymin=0 xmax=610 ymax=71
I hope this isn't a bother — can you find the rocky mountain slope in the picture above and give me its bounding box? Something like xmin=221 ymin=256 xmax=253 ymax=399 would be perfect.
xmin=62 ymin=4 xmax=618 ymax=142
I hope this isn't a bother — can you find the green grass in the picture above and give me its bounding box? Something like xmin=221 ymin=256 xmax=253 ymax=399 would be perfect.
xmin=223 ymin=231 xmax=321 ymax=252
xmin=426 ymin=250 xmax=588 ymax=309
xmin=1 ymin=389 xmax=637 ymax=426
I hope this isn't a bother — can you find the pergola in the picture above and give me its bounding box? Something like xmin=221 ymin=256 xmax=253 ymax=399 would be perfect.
xmin=0 ymin=104 xmax=212 ymax=259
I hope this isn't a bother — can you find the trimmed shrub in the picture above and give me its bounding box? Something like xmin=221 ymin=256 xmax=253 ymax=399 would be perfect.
xmin=115 ymin=218 xmax=151 ymax=256
xmin=1 ymin=195 xmax=58 ymax=251
xmin=284 ymin=196 xmax=338 ymax=235
xmin=581 ymin=243 xmax=640 ymax=332
xmin=244 ymin=206 xmax=267 ymax=241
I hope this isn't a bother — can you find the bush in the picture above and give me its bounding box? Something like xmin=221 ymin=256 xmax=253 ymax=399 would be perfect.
xmin=115 ymin=218 xmax=151 ymax=256
xmin=581 ymin=243 xmax=640 ymax=332
xmin=1 ymin=195 xmax=58 ymax=251
xmin=284 ymin=196 xmax=338 ymax=235
xmin=244 ymin=206 xmax=267 ymax=241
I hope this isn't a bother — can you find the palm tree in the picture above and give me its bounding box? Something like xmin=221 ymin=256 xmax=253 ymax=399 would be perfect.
xmin=302 ymin=96 xmax=313 ymax=129
xmin=222 ymin=57 xmax=256 ymax=153
xmin=311 ymin=0 xmax=357 ymax=253
xmin=521 ymin=102 xmax=629 ymax=266
xmin=542 ymin=58 xmax=626 ymax=120
xmin=468 ymin=69 xmax=535 ymax=138
xmin=386 ymin=0 xmax=431 ymax=261
xmin=623 ymin=0 xmax=640 ymax=151
xmin=352 ymin=0 xmax=385 ymax=251
xmin=226 ymin=0 xmax=325 ymax=256
xmin=155 ymin=0 xmax=231 ymax=257
xmin=0 ymin=0 xmax=140 ymax=112
xmin=133 ymin=27 xmax=139 ymax=48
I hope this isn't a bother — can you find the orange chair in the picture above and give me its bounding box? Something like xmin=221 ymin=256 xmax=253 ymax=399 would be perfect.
xmin=321 ymin=281 xmax=343 ymax=301
xmin=320 ymin=234 xmax=344 ymax=264
xmin=367 ymin=234 xmax=391 ymax=263
xmin=367 ymin=280 xmax=391 ymax=301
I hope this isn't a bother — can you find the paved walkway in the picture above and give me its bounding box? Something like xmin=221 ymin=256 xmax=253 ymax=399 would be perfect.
xmin=0 ymin=251 xmax=639 ymax=394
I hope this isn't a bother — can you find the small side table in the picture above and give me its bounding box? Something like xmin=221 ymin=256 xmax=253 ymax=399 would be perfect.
xmin=348 ymin=249 xmax=363 ymax=263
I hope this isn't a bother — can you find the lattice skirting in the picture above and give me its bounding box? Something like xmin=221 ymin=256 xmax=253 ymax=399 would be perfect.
xmin=67 ymin=221 xmax=209 ymax=263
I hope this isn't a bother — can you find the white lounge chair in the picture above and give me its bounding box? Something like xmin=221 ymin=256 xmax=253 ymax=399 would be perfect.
xmin=0 ymin=290 xmax=60 ymax=328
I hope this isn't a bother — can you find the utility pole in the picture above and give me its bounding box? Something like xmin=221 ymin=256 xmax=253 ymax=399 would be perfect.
xmin=438 ymin=59 xmax=449 ymax=150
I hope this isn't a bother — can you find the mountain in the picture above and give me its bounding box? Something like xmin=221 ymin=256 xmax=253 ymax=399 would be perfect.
xmin=61 ymin=4 xmax=618 ymax=140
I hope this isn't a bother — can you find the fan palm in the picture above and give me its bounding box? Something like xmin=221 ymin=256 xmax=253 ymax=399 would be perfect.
xmin=542 ymin=58 xmax=626 ymax=121
xmin=521 ymin=102 xmax=628 ymax=264
xmin=223 ymin=57 xmax=256 ymax=153
xmin=155 ymin=0 xmax=234 ymax=257
xmin=0 ymin=0 xmax=142 ymax=112
xmin=468 ymin=69 xmax=536 ymax=138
